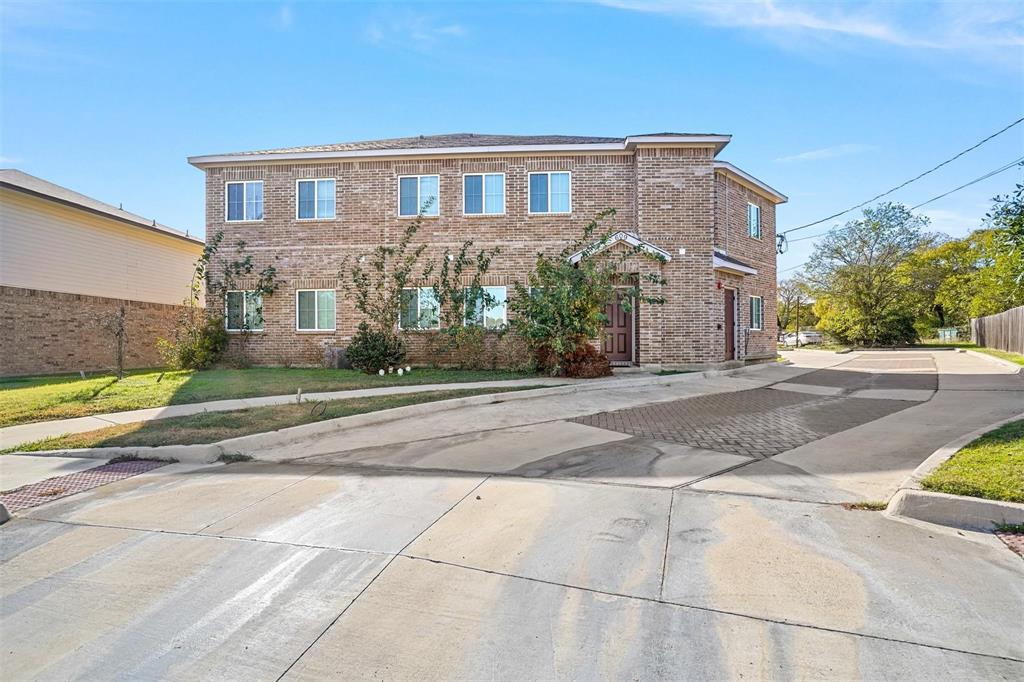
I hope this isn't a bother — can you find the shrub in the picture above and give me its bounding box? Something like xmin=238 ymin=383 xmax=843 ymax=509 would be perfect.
xmin=157 ymin=313 xmax=230 ymax=370
xmin=535 ymin=338 xmax=611 ymax=378
xmin=346 ymin=322 xmax=407 ymax=373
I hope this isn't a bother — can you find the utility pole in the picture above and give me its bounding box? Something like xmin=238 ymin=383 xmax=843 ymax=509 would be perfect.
xmin=795 ymin=290 xmax=801 ymax=348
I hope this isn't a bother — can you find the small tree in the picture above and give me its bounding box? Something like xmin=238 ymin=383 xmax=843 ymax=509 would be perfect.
xmin=98 ymin=303 xmax=130 ymax=379
xmin=338 ymin=206 xmax=434 ymax=372
xmin=509 ymin=208 xmax=666 ymax=376
xmin=158 ymin=231 xmax=278 ymax=369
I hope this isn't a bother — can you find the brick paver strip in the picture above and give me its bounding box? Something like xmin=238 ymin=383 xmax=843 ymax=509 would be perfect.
xmin=0 ymin=460 xmax=167 ymax=513
xmin=573 ymin=388 xmax=913 ymax=457
xmin=997 ymin=532 xmax=1024 ymax=557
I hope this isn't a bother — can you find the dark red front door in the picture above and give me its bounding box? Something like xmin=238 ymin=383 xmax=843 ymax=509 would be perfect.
xmin=603 ymin=294 xmax=633 ymax=363
xmin=724 ymin=288 xmax=736 ymax=360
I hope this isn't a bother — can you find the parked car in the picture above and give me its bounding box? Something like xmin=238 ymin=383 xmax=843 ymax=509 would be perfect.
xmin=782 ymin=331 xmax=824 ymax=346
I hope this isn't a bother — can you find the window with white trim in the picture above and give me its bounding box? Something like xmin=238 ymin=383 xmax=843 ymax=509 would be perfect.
xmin=747 ymin=202 xmax=761 ymax=239
xmin=399 ymin=288 xmax=440 ymax=329
xmin=297 ymin=179 xmax=336 ymax=220
xmin=749 ymin=295 xmax=764 ymax=331
xmin=296 ymin=289 xmax=336 ymax=331
xmin=464 ymin=173 xmax=505 ymax=215
xmin=528 ymin=172 xmax=570 ymax=214
xmin=465 ymin=286 xmax=507 ymax=330
xmin=398 ymin=175 xmax=439 ymax=217
xmin=225 ymin=291 xmax=264 ymax=331
xmin=226 ymin=181 xmax=263 ymax=222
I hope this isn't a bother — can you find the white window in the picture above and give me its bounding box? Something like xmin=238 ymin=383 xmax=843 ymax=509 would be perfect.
xmin=399 ymin=287 xmax=440 ymax=329
xmin=747 ymin=202 xmax=761 ymax=239
xmin=398 ymin=175 xmax=440 ymax=217
xmin=226 ymin=181 xmax=263 ymax=222
xmin=297 ymin=179 xmax=336 ymax=220
xmin=225 ymin=291 xmax=264 ymax=331
xmin=464 ymin=173 xmax=505 ymax=215
xmin=749 ymin=295 xmax=764 ymax=331
xmin=528 ymin=172 xmax=571 ymax=214
xmin=465 ymin=286 xmax=507 ymax=330
xmin=296 ymin=289 xmax=336 ymax=331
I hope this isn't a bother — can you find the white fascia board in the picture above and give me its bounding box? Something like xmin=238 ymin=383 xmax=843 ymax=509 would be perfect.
xmin=713 ymin=161 xmax=788 ymax=204
xmin=187 ymin=143 xmax=628 ymax=167
xmin=625 ymin=135 xmax=731 ymax=151
xmin=713 ymin=254 xmax=758 ymax=276
xmin=568 ymin=231 xmax=672 ymax=264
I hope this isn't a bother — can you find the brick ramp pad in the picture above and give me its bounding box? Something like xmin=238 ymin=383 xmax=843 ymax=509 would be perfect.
xmin=572 ymin=388 xmax=914 ymax=457
xmin=0 ymin=460 xmax=167 ymax=512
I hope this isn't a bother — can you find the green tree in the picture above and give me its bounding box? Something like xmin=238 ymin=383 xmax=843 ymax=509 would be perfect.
xmin=806 ymin=203 xmax=928 ymax=346
xmin=777 ymin=276 xmax=816 ymax=332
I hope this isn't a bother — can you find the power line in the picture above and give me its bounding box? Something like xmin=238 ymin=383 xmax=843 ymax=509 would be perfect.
xmin=776 ymin=156 xmax=1024 ymax=278
xmin=779 ymin=115 xmax=1024 ymax=236
xmin=785 ymin=156 xmax=1024 ymax=245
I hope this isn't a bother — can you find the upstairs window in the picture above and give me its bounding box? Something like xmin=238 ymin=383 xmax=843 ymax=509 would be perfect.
xmin=297 ymin=179 xmax=336 ymax=220
xmin=529 ymin=172 xmax=570 ymax=214
xmin=296 ymin=289 xmax=336 ymax=331
xmin=464 ymin=173 xmax=505 ymax=215
xmin=226 ymin=181 xmax=263 ymax=222
xmin=749 ymin=295 xmax=764 ymax=331
xmin=747 ymin=202 xmax=762 ymax=239
xmin=225 ymin=291 xmax=264 ymax=331
xmin=400 ymin=288 xmax=440 ymax=329
xmin=465 ymin=286 xmax=507 ymax=330
xmin=399 ymin=175 xmax=440 ymax=217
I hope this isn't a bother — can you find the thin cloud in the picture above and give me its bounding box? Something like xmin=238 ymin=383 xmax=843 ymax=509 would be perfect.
xmin=597 ymin=1 xmax=1024 ymax=64
xmin=276 ymin=4 xmax=295 ymax=31
xmin=775 ymin=143 xmax=876 ymax=163
xmin=364 ymin=12 xmax=468 ymax=50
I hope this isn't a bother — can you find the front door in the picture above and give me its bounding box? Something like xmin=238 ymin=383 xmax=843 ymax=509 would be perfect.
xmin=603 ymin=294 xmax=633 ymax=364
xmin=724 ymin=288 xmax=736 ymax=360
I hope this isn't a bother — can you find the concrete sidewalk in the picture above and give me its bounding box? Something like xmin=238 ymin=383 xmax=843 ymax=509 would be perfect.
xmin=0 ymin=377 xmax=572 ymax=449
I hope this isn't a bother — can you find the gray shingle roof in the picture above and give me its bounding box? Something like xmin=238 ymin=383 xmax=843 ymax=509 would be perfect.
xmin=0 ymin=169 xmax=202 ymax=245
xmin=211 ymin=132 xmax=723 ymax=157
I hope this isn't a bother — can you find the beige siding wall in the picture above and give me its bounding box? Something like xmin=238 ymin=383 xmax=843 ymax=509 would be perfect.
xmin=0 ymin=188 xmax=203 ymax=306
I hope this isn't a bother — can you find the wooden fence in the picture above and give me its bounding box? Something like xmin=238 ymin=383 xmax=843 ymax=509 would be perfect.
xmin=971 ymin=305 xmax=1024 ymax=354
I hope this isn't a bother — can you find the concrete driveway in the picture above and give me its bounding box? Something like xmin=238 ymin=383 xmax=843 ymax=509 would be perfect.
xmin=2 ymin=350 xmax=1022 ymax=679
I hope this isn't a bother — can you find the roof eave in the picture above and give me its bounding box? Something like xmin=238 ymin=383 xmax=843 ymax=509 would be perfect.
xmin=713 ymin=161 xmax=788 ymax=204
xmin=188 ymin=136 xmax=734 ymax=168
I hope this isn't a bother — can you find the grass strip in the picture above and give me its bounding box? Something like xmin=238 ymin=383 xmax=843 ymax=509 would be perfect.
xmin=3 ymin=386 xmax=540 ymax=452
xmin=921 ymin=420 xmax=1024 ymax=503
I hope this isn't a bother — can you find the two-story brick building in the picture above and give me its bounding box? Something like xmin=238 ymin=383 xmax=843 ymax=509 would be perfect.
xmin=188 ymin=133 xmax=786 ymax=369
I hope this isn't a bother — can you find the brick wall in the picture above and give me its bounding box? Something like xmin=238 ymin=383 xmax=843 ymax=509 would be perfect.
xmin=0 ymin=286 xmax=183 ymax=376
xmin=202 ymin=146 xmax=778 ymax=368
xmin=714 ymin=172 xmax=779 ymax=359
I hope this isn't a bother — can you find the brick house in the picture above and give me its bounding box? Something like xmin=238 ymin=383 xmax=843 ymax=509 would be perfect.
xmin=0 ymin=170 xmax=204 ymax=376
xmin=187 ymin=133 xmax=785 ymax=369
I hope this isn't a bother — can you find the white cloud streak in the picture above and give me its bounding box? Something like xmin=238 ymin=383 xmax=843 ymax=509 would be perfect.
xmin=775 ymin=143 xmax=876 ymax=163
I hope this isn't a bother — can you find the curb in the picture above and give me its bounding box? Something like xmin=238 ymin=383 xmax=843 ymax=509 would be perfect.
xmin=962 ymin=349 xmax=1024 ymax=374
xmin=4 ymin=362 xmax=776 ymax=464
xmin=885 ymin=411 xmax=1024 ymax=531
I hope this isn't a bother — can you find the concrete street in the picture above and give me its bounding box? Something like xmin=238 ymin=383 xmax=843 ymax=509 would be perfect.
xmin=2 ymin=350 xmax=1022 ymax=680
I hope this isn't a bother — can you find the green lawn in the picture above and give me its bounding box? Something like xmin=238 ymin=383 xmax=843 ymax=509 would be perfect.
xmin=3 ymin=386 xmax=535 ymax=452
xmin=916 ymin=340 xmax=1024 ymax=367
xmin=0 ymin=367 xmax=535 ymax=428
xmin=921 ymin=420 xmax=1024 ymax=503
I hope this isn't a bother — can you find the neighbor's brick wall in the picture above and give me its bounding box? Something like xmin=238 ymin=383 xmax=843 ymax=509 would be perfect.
xmin=0 ymin=286 xmax=182 ymax=376
xmin=714 ymin=172 xmax=778 ymax=359
xmin=202 ymin=145 xmax=777 ymax=367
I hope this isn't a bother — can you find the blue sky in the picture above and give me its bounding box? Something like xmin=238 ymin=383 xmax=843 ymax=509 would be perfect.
xmin=3 ymin=0 xmax=1023 ymax=275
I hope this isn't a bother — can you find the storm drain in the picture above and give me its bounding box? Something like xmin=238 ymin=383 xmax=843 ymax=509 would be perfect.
xmin=0 ymin=459 xmax=167 ymax=512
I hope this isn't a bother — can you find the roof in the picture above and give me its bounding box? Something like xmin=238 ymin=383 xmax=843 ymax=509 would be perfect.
xmin=188 ymin=132 xmax=732 ymax=166
xmin=713 ymin=249 xmax=759 ymax=276
xmin=0 ymin=169 xmax=203 ymax=246
xmin=568 ymin=231 xmax=672 ymax=264
xmin=713 ymin=161 xmax=788 ymax=204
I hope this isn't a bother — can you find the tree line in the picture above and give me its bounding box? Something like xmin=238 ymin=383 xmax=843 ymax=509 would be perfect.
xmin=779 ymin=181 xmax=1023 ymax=346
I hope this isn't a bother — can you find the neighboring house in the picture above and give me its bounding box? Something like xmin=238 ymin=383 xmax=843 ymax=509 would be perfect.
xmin=0 ymin=170 xmax=204 ymax=376
xmin=188 ymin=133 xmax=785 ymax=368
